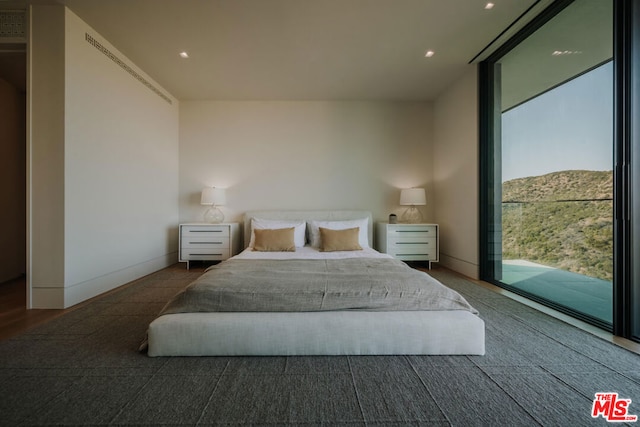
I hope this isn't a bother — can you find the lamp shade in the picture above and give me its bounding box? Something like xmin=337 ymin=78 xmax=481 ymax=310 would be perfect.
xmin=400 ymin=188 xmax=426 ymax=206
xmin=200 ymin=187 xmax=226 ymax=206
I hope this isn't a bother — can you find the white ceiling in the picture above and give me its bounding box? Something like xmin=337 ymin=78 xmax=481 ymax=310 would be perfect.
xmin=1 ymin=0 xmax=542 ymax=101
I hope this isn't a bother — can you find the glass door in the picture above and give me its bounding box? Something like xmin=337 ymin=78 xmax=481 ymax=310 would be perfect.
xmin=482 ymin=0 xmax=614 ymax=327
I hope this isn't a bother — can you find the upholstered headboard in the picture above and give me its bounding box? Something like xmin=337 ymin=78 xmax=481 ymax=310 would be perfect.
xmin=243 ymin=210 xmax=374 ymax=248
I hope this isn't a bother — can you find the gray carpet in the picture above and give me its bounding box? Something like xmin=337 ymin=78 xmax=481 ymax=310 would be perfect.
xmin=1 ymin=265 xmax=639 ymax=426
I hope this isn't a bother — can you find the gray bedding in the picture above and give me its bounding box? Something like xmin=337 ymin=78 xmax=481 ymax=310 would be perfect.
xmin=159 ymin=258 xmax=478 ymax=315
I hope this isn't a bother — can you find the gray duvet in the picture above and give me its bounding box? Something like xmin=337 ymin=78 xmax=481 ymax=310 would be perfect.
xmin=159 ymin=258 xmax=478 ymax=316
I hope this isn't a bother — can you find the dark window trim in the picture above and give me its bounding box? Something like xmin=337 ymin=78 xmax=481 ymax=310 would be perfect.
xmin=613 ymin=0 xmax=640 ymax=340
xmin=632 ymin=0 xmax=640 ymax=342
xmin=478 ymin=62 xmax=493 ymax=281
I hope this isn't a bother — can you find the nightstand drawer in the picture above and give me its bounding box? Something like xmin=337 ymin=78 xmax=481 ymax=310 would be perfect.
xmin=388 ymin=237 xmax=436 ymax=249
xmin=181 ymin=237 xmax=230 ymax=249
xmin=386 ymin=225 xmax=437 ymax=239
xmin=181 ymin=225 xmax=230 ymax=237
xmin=393 ymin=251 xmax=437 ymax=261
xmin=389 ymin=240 xmax=436 ymax=258
xmin=181 ymin=248 xmax=230 ymax=260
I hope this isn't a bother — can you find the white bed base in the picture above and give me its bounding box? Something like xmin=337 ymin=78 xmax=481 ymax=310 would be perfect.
xmin=147 ymin=210 xmax=485 ymax=357
xmin=148 ymin=310 xmax=485 ymax=356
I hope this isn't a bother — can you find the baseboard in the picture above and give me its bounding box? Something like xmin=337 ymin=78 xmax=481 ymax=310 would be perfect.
xmin=31 ymin=252 xmax=177 ymax=309
xmin=31 ymin=287 xmax=65 ymax=309
xmin=438 ymin=253 xmax=479 ymax=280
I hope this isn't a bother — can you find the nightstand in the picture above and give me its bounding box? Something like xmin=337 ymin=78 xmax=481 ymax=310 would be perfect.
xmin=179 ymin=223 xmax=240 ymax=269
xmin=376 ymin=222 xmax=439 ymax=268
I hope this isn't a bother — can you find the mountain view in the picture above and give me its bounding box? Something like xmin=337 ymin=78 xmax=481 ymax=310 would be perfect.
xmin=502 ymin=170 xmax=613 ymax=281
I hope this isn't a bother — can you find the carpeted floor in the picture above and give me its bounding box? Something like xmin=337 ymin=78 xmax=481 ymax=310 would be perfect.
xmin=0 ymin=264 xmax=638 ymax=426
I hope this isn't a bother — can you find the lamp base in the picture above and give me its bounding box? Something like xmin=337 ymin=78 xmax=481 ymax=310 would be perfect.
xmin=203 ymin=206 xmax=224 ymax=223
xmin=400 ymin=206 xmax=423 ymax=224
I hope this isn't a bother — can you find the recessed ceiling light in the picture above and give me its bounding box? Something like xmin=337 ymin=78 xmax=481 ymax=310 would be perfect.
xmin=424 ymin=50 xmax=435 ymax=58
xmin=552 ymin=50 xmax=583 ymax=56
xmin=179 ymin=51 xmax=189 ymax=59
xmin=485 ymin=3 xmax=495 ymax=9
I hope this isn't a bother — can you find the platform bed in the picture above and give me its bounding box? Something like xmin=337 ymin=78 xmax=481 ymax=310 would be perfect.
xmin=146 ymin=210 xmax=485 ymax=357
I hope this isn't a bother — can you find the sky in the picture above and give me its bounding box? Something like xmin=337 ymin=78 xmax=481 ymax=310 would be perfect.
xmin=501 ymin=62 xmax=613 ymax=182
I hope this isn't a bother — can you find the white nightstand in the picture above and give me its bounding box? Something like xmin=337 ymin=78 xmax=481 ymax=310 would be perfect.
xmin=179 ymin=223 xmax=240 ymax=269
xmin=376 ymin=222 xmax=439 ymax=268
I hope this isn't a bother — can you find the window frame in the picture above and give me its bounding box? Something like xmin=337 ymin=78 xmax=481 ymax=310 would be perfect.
xmin=478 ymin=0 xmax=640 ymax=339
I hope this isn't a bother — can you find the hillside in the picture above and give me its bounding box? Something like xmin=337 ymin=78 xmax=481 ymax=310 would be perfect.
xmin=503 ymin=170 xmax=613 ymax=202
xmin=502 ymin=170 xmax=613 ymax=281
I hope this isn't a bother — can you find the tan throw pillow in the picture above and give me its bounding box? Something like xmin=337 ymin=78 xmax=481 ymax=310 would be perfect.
xmin=319 ymin=227 xmax=363 ymax=252
xmin=253 ymin=227 xmax=296 ymax=252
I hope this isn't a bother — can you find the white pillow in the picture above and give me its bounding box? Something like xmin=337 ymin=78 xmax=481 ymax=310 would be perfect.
xmin=308 ymin=218 xmax=369 ymax=248
xmin=250 ymin=218 xmax=306 ymax=248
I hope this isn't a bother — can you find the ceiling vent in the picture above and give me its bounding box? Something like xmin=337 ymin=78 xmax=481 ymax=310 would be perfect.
xmin=85 ymin=32 xmax=172 ymax=105
xmin=0 ymin=10 xmax=26 ymax=42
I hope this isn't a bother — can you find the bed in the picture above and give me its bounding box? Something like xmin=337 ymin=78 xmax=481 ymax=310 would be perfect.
xmin=146 ymin=210 xmax=485 ymax=356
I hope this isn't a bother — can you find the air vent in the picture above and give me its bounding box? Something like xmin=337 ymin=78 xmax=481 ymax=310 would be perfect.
xmin=0 ymin=10 xmax=26 ymax=41
xmin=85 ymin=33 xmax=172 ymax=105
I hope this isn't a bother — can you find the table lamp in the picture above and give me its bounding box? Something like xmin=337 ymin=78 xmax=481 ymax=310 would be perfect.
xmin=400 ymin=188 xmax=426 ymax=223
xmin=201 ymin=187 xmax=226 ymax=223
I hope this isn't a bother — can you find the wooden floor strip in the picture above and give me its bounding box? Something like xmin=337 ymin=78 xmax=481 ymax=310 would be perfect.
xmin=0 ymin=277 xmax=64 ymax=341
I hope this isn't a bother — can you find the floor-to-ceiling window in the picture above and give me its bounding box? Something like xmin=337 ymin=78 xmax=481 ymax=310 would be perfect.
xmin=481 ymin=0 xmax=640 ymax=340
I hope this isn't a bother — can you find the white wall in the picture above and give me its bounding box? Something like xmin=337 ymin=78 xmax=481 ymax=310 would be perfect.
xmin=179 ymin=101 xmax=434 ymax=231
xmin=433 ymin=66 xmax=479 ymax=279
xmin=29 ymin=5 xmax=66 ymax=306
xmin=29 ymin=6 xmax=180 ymax=308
